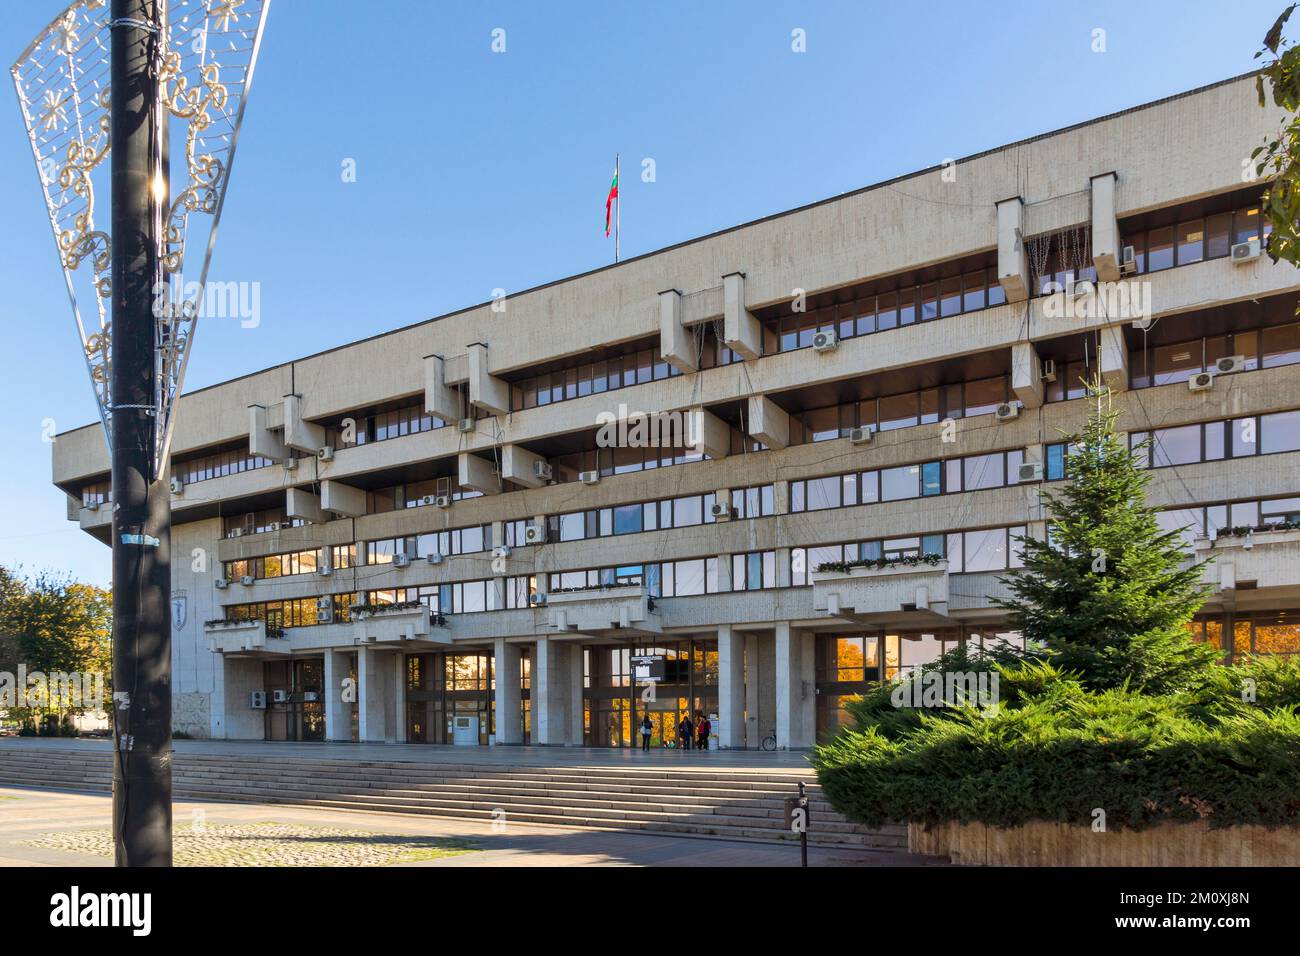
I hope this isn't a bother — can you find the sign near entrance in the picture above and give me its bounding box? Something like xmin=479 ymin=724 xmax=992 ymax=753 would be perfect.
xmin=631 ymin=655 xmax=666 ymax=682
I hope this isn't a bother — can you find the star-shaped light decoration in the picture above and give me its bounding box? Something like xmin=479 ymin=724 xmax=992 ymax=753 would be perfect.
xmin=39 ymin=90 xmax=68 ymax=131
xmin=53 ymin=11 xmax=79 ymax=55
xmin=212 ymin=0 xmax=245 ymax=32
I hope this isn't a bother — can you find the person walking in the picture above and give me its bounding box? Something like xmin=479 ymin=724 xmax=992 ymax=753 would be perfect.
xmin=677 ymin=714 xmax=694 ymax=751
xmin=696 ymin=712 xmax=711 ymax=752
xmin=640 ymin=715 xmax=653 ymax=752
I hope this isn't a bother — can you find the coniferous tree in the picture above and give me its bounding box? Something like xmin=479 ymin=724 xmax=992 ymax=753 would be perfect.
xmin=996 ymin=384 xmax=1219 ymax=693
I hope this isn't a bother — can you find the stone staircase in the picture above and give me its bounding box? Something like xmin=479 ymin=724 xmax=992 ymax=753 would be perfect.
xmin=0 ymin=746 xmax=905 ymax=849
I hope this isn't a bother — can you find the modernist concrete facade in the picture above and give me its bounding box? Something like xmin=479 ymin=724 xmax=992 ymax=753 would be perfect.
xmin=53 ymin=74 xmax=1300 ymax=749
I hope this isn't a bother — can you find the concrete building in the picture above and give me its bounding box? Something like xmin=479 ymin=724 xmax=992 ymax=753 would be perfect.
xmin=52 ymin=74 xmax=1300 ymax=748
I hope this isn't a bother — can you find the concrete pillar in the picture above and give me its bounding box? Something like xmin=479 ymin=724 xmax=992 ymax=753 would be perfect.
xmin=424 ymin=353 xmax=463 ymax=424
xmin=775 ymin=623 xmax=815 ymax=749
xmin=747 ymin=395 xmax=789 ymax=449
xmin=534 ymin=638 xmax=575 ymax=745
xmin=775 ymin=547 xmax=792 ymax=588
xmin=468 ymin=342 xmax=511 ymax=415
xmin=357 ymin=646 xmax=391 ymax=743
xmin=323 ymin=649 xmax=352 ymax=742
xmin=321 ymin=480 xmax=367 ymax=518
xmin=494 ymin=638 xmax=523 ymax=744
xmin=718 ymin=626 xmax=746 ymax=749
xmin=745 ymin=632 xmax=776 ymax=748
xmin=391 ymin=653 xmax=407 ymax=743
xmin=218 ymin=656 xmax=264 ymax=740
xmin=1011 ymin=342 xmax=1044 ymax=409
xmin=1098 ymin=324 xmax=1129 ymax=393
xmin=567 ymin=647 xmax=585 ymax=746
xmin=996 ymin=197 xmax=1029 ymax=302
xmin=459 ymin=452 xmax=502 ymax=496
xmin=659 ymin=288 xmax=698 ymax=373
xmin=283 ymin=393 xmax=326 ymax=453
xmin=723 ymin=272 xmax=762 ymax=360
xmin=1091 ymin=172 xmax=1121 ymax=281
xmin=501 ymin=444 xmax=549 ymax=488
xmin=286 ymin=487 xmax=327 ymax=524
xmin=248 ymin=404 xmax=287 ymax=460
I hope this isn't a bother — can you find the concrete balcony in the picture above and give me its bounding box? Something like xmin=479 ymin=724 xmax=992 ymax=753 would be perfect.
xmin=204 ymin=620 xmax=291 ymax=656
xmin=544 ymin=584 xmax=662 ymax=635
xmin=351 ymin=603 xmax=451 ymax=648
xmin=811 ymin=559 xmax=950 ymax=625
xmin=1193 ymin=528 xmax=1300 ymax=609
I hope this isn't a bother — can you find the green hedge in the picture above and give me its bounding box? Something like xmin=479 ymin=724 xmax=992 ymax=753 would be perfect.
xmin=812 ymin=659 xmax=1300 ymax=831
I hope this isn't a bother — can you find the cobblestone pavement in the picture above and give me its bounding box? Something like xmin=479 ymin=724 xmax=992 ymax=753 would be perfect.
xmin=23 ymin=821 xmax=478 ymax=867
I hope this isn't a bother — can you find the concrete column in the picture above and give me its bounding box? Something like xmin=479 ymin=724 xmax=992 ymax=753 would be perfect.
xmin=1091 ymin=172 xmax=1121 ymax=281
xmin=723 ymin=272 xmax=762 ymax=360
xmin=283 ymin=393 xmax=326 ymax=453
xmin=659 ymin=288 xmax=698 ymax=373
xmin=717 ymin=625 xmax=746 ymax=749
xmin=248 ymin=404 xmax=287 ymax=460
xmin=775 ymin=623 xmax=815 ymax=749
xmin=773 ymin=480 xmax=790 ymax=515
xmin=997 ymin=197 xmax=1029 ymax=302
xmin=424 ymin=353 xmax=462 ymax=424
xmin=745 ymin=632 xmax=776 ymax=748
xmin=323 ymin=649 xmax=352 ymax=742
xmin=534 ymin=637 xmax=574 ymax=745
xmin=775 ymin=547 xmax=792 ymax=588
xmin=391 ymin=652 xmax=407 ymax=743
xmin=494 ymin=638 xmax=522 ymax=744
xmin=1011 ymin=342 xmax=1044 ymax=409
xmin=1099 ymin=324 xmax=1129 ymax=393
xmin=747 ymin=395 xmax=789 ymax=449
xmin=218 ymin=656 xmax=264 ymax=740
xmin=567 ymin=647 xmax=585 ymax=746
xmin=357 ymin=646 xmax=391 ymax=743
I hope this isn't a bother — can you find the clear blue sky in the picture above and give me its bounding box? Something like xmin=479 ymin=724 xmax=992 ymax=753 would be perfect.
xmin=0 ymin=0 xmax=1283 ymax=587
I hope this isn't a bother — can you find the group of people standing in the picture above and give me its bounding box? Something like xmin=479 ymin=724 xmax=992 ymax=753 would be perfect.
xmin=639 ymin=712 xmax=712 ymax=751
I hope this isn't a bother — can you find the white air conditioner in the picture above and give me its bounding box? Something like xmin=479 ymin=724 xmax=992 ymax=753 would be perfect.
xmin=240 ymin=575 xmax=255 ymax=586
xmin=265 ymin=522 xmax=281 ymax=532
xmin=393 ymin=553 xmax=411 ymax=568
xmin=533 ymin=461 xmax=553 ymax=481
xmin=317 ymin=446 xmax=334 ymax=462
xmin=426 ymin=553 xmax=444 ymax=565
xmin=811 ymin=329 xmax=838 ymax=353
xmin=579 ymin=470 xmax=600 ymax=485
xmin=528 ymin=592 xmax=548 ymax=607
xmin=1018 ymin=462 xmax=1044 ymax=483
xmin=272 ymin=690 xmax=288 ymax=703
xmin=283 ymin=458 xmax=298 ymax=472
xmin=1231 ymin=239 xmax=1261 ymax=264
xmin=229 ymin=527 xmax=244 ymax=538
xmin=1119 ymin=245 xmax=1137 ymax=275
xmin=524 ymin=523 xmax=546 ymax=545
xmin=434 ymin=495 xmax=451 ymax=508
xmin=710 ymin=502 xmax=732 ymax=520
xmin=418 ymin=494 xmax=437 ymax=507
xmin=249 ymin=691 xmax=266 ymax=710
xmin=1041 ymin=358 xmax=1057 ymax=383
xmin=848 ymin=426 xmax=873 ymax=445
xmin=215 ymin=578 xmax=229 ymax=590
xmin=315 ymin=597 xmax=333 ymax=611
xmin=493 ymin=546 xmax=511 ymax=559
xmin=1188 ymin=371 xmax=1215 ymax=392
xmin=169 ymin=477 xmax=184 ymax=495
xmin=1215 ymin=355 xmax=1247 ymax=375
xmin=457 ymin=418 xmax=476 ymax=434
xmin=995 ymin=402 xmax=1020 ymax=422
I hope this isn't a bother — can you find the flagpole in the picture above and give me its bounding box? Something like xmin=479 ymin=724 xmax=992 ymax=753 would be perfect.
xmin=615 ymin=152 xmax=620 ymax=263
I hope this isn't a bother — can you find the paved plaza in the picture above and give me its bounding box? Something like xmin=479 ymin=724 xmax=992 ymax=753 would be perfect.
xmin=0 ymin=786 xmax=936 ymax=867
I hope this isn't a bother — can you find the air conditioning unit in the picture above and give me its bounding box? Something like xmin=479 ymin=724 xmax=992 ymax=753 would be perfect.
xmin=265 ymin=522 xmax=281 ymax=532
xmin=994 ymin=402 xmax=1020 ymax=422
xmin=315 ymin=597 xmax=333 ymax=611
xmin=579 ymin=470 xmax=600 ymax=485
xmin=848 ymin=426 xmax=873 ymax=445
xmin=272 ymin=690 xmax=288 ymax=704
xmin=317 ymin=446 xmax=334 ymax=462
xmin=434 ymin=495 xmax=451 ymax=508
xmin=1215 ymin=355 xmax=1247 ymax=375
xmin=228 ymin=527 xmax=244 ymax=538
xmin=214 ymin=578 xmax=229 ymax=590
xmin=1188 ymin=371 xmax=1215 ymax=392
xmin=1018 ymin=462 xmax=1044 ymax=483
xmin=317 ymin=565 xmax=332 ymax=577
xmin=418 ymin=494 xmax=437 ymax=507
xmin=524 ymin=523 xmax=546 ymax=545
xmin=249 ymin=691 xmax=266 ymax=710
xmin=426 ymin=553 xmax=443 ymax=565
xmin=393 ymin=553 xmax=411 ymax=568
xmin=493 ymin=545 xmax=511 ymax=559
xmin=302 ymin=692 xmax=319 ymax=703
xmin=528 ymin=592 xmax=548 ymax=607
xmin=239 ymin=575 xmax=255 ymax=586
xmin=1231 ymin=239 xmax=1261 ymax=264
xmin=1119 ymin=245 xmax=1137 ymax=276
xmin=710 ymin=501 xmax=732 ymax=520
xmin=283 ymin=458 xmax=298 ymax=472
xmin=533 ymin=461 xmax=553 ymax=481
xmin=1041 ymin=358 xmax=1057 ymax=383
xmin=169 ymin=477 xmax=184 ymax=495
xmin=457 ymin=418 xmax=476 ymax=434
xmin=811 ymin=329 xmax=838 ymax=353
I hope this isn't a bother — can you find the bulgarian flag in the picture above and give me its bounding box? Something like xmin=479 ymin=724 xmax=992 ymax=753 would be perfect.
xmin=604 ymin=163 xmax=619 ymax=237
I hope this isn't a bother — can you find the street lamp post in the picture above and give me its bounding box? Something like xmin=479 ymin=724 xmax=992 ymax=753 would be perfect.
xmin=12 ymin=0 xmax=271 ymax=866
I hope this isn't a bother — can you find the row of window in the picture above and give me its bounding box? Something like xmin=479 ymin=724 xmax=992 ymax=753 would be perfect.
xmin=792 ymin=526 xmax=1027 ymax=583
xmin=1121 ymin=204 xmax=1270 ymax=277
xmin=367 ymin=524 xmax=493 ymax=564
xmin=1189 ymin=609 xmax=1300 ymax=658
xmin=1131 ymin=409 xmax=1300 ymax=468
xmin=1159 ymin=495 xmax=1300 ymax=546
xmin=787 ymin=376 xmax=1010 ymax=445
xmin=175 ymin=447 xmax=274 ymax=487
xmin=224 ymin=593 xmax=357 ymax=628
xmin=222 ymin=510 xmax=306 ymax=538
xmin=548 ymin=485 xmax=775 ymax=543
xmin=790 ymin=449 xmax=1025 ymax=512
